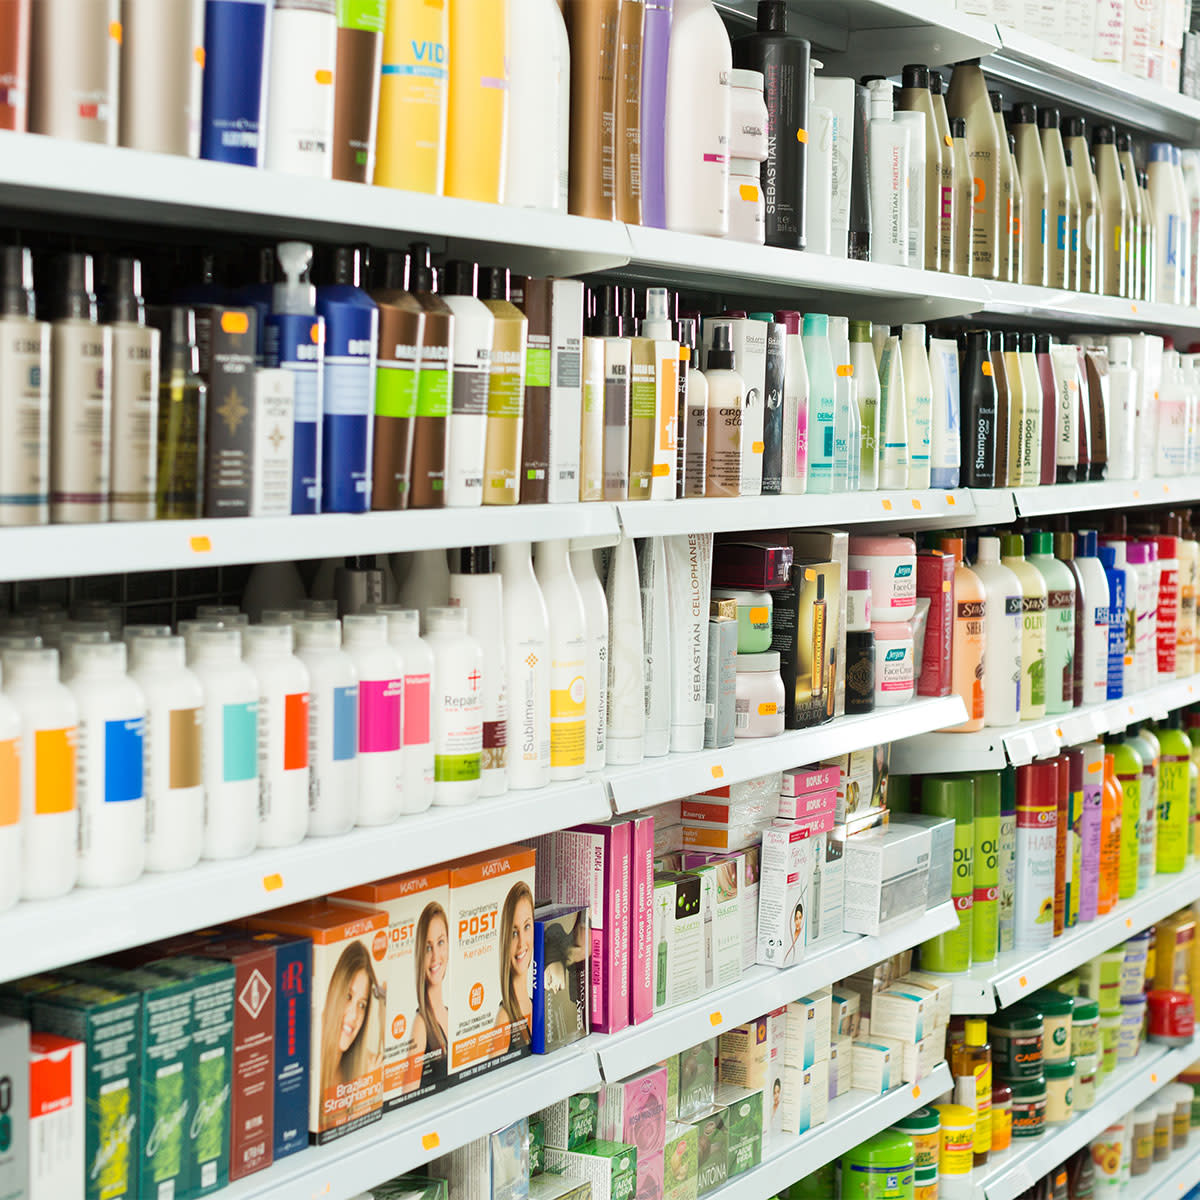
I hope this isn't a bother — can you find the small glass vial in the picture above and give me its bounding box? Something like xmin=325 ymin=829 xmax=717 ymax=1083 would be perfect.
xmin=734 ymin=651 xmax=785 ymax=738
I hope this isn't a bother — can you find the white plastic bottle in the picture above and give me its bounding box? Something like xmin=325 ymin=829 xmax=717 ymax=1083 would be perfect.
xmin=1070 ymin=532 xmax=1111 ymax=706
xmin=569 ymin=542 xmax=609 ymax=773
xmin=893 ymin=108 xmax=927 ymax=269
xmin=127 ymin=632 xmax=204 ymax=873
xmin=0 ymin=670 xmax=17 ymax=912
xmin=1173 ymin=147 xmax=1192 ymax=309
xmin=1127 ymin=543 xmax=1159 ymax=693
xmin=866 ymin=78 xmax=910 ymax=267
xmin=1148 ymin=142 xmax=1182 ymax=305
xmin=188 ymin=628 xmax=259 ymax=861
xmin=1100 ymin=536 xmax=1139 ymax=693
xmin=68 ymin=640 xmax=146 ymax=888
xmin=395 ymin=548 xmax=451 ymax=631
xmin=440 ymin=263 xmax=494 ymax=508
xmin=378 ymin=608 xmax=435 ymax=813
xmin=263 ymin=0 xmax=337 ymax=178
xmin=802 ymin=314 xmax=837 ymax=493
xmin=877 ymin=334 xmax=910 ymax=490
xmin=664 ymin=0 xmax=732 ymax=236
xmin=829 ymin=316 xmax=857 ymax=492
xmin=900 ymin=325 xmax=933 ymax=489
xmin=1158 ymin=350 xmax=1188 ymax=476
xmin=424 ymin=606 xmax=484 ymax=806
xmin=971 ymin=537 xmax=1023 ymax=727
xmin=928 ymin=336 xmax=963 ymax=489
xmin=605 ymin=535 xmax=646 ymax=765
xmin=1106 ymin=337 xmax=1139 ymax=480
xmin=497 ymin=542 xmax=551 ymax=790
xmin=778 ymin=314 xmax=809 ymax=495
xmin=341 ymin=614 xmax=404 ymax=823
xmin=1002 ymin=534 xmax=1048 ymax=722
xmin=5 ymin=647 xmax=78 ymax=900
xmin=292 ymin=617 xmax=359 ymax=836
xmin=448 ymin=547 xmax=508 ymax=797
xmin=850 ymin=321 xmax=880 ymax=491
xmin=534 ymin=539 xmax=589 ymax=779
xmin=243 ymin=624 xmax=310 ymax=849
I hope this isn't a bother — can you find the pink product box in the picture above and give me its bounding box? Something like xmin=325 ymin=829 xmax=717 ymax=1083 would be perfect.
xmin=630 ymin=815 xmax=655 ymax=1026
xmin=680 ymin=797 xmax=774 ymax=825
xmin=781 ymin=766 xmax=841 ymax=798
xmin=599 ymin=1066 xmax=669 ymax=1200
xmin=776 ymin=787 xmax=838 ymax=824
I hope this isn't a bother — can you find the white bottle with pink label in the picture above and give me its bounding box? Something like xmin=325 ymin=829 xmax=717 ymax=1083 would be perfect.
xmin=342 ymin=614 xmax=404 ymax=825
xmin=379 ymin=607 xmax=435 ymax=814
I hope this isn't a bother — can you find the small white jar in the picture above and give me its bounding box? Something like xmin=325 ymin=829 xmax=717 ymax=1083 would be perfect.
xmin=729 ymin=68 xmax=769 ymax=161
xmin=849 ymin=535 xmax=918 ymax=622
xmin=734 ymin=651 xmax=785 ymax=738
xmin=727 ymin=158 xmax=766 ymax=245
xmin=872 ymin=621 xmax=915 ymax=706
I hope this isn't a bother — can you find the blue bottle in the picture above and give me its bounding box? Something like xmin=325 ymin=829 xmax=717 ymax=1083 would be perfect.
xmin=265 ymin=241 xmax=325 ymax=514
xmin=200 ymin=0 xmax=270 ymax=166
xmin=1098 ymin=543 xmax=1126 ymax=699
xmin=316 ymin=247 xmax=378 ymax=513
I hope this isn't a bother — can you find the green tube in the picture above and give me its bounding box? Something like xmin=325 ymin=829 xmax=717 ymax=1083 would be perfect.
xmin=918 ymin=775 xmax=974 ymax=973
xmin=1106 ymin=730 xmax=1144 ymax=899
xmin=973 ymin=771 xmax=1001 ymax=963
xmin=999 ymin=767 xmax=1016 ymax=953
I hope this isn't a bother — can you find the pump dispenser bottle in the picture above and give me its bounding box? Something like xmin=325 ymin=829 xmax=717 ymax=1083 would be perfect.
xmin=445 ymin=0 xmax=509 ymax=203
xmin=0 ymin=246 xmax=48 ymax=526
xmin=677 ymin=317 xmax=707 ymax=497
xmin=704 ymin=321 xmax=746 ymax=497
xmin=946 ymin=59 xmax=1000 ymax=280
xmin=120 ymin=0 xmax=204 ymax=156
xmin=498 ymin=542 xmax=551 ymax=789
xmin=29 ymin=0 xmax=120 ymax=144
xmin=330 ymin=0 xmax=384 ymax=182
xmin=479 ymin=267 xmax=529 ymax=505
xmin=51 ymin=252 xmax=112 ymax=524
xmin=971 ymin=537 xmax=1023 ymax=726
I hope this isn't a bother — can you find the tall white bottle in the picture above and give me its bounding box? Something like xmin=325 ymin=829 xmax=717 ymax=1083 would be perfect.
xmin=292 ymin=616 xmax=359 ymax=836
xmin=1071 ymin=532 xmax=1112 ymax=706
xmin=865 ymin=78 xmax=910 ymax=267
xmin=900 ymin=325 xmax=933 ymax=489
xmin=378 ymin=608 xmax=435 ymax=814
xmin=341 ymin=614 xmax=404 ymax=824
xmin=893 ymin=109 xmax=927 ymax=269
xmin=498 ymin=542 xmax=551 ymax=789
xmin=877 ymin=334 xmax=910 ymax=490
xmin=424 ymin=607 xmax=484 ymax=806
xmin=189 ymin=628 xmax=260 ymax=861
xmin=1148 ymin=143 xmax=1183 ymax=306
xmin=829 ymin=316 xmax=856 ymax=492
xmin=1106 ymin=337 xmax=1138 ymax=480
xmin=802 ymin=314 xmax=837 ymax=493
xmin=928 ymin=336 xmax=962 ymax=490
xmin=127 ymin=632 xmax=205 ymax=873
xmin=637 ymin=536 xmax=672 ymax=757
xmin=263 ymin=0 xmax=337 ymax=177
xmin=534 ymin=539 xmax=589 ymax=780
xmin=664 ymin=532 xmax=713 ymax=752
xmin=850 ymin=320 xmax=880 ymax=491
xmin=605 ymin=535 xmax=646 ymax=765
xmin=441 ymin=263 xmax=495 ymax=508
xmin=243 ymin=624 xmax=310 ymax=848
xmin=778 ymin=313 xmax=809 ymax=495
xmin=0 ymin=673 xmax=18 ymax=913
xmin=569 ymin=543 xmax=610 ymax=772
xmin=448 ymin=548 xmax=508 ymax=797
xmin=971 ymin=536 xmax=1024 ymax=726
xmin=664 ymin=0 xmax=732 ymax=236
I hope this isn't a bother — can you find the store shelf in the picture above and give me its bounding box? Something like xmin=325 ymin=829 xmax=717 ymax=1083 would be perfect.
xmin=1122 ymin=1140 xmax=1200 ymax=1198
xmin=0 ymin=779 xmax=609 ymax=985
xmin=220 ymin=1041 xmax=602 ymax=1200
xmin=606 ymin=696 xmax=967 ymax=814
xmin=596 ymin=902 xmax=957 ymax=1081
xmin=890 ymin=674 xmax=1200 ymax=774
xmin=977 ymin=1037 xmax=1200 ymax=1200
xmin=711 ymin=1063 xmax=954 ymax=1200
xmin=1010 ymin=476 xmax=1200 ymax=519
xmin=938 ymin=863 xmax=1200 ymax=1014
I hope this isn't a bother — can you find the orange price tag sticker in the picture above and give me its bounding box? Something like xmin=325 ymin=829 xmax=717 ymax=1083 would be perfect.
xmin=1056 ymin=729 xmax=1063 ymax=738
xmin=263 ymin=873 xmax=283 ymax=892
xmin=882 ymin=499 xmax=894 ymax=511
xmin=711 ymin=765 xmax=724 ymax=779
xmin=947 ymin=495 xmax=957 ymax=506
xmin=1019 ymin=975 xmax=1028 ymax=988
xmin=912 ymin=1085 xmax=922 ymax=1099
xmin=422 ymin=1132 xmax=440 ymax=1152
xmin=710 ymin=1011 xmax=723 ymax=1027
xmin=190 ymin=536 xmax=212 ymax=554
xmin=796 ymin=128 xmax=808 ymax=143
xmin=1126 ymin=918 xmax=1133 ymax=928
xmin=911 ymin=498 xmax=923 ymax=510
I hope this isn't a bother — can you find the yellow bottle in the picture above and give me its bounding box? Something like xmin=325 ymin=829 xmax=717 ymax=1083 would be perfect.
xmin=446 ymin=0 xmax=509 ymax=203
xmin=374 ymin=0 xmax=450 ymax=194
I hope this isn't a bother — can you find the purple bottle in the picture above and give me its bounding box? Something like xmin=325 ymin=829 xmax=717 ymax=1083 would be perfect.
xmin=640 ymin=0 xmax=673 ymax=228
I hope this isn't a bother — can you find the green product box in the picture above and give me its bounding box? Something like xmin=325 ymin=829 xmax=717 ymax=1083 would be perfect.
xmin=32 ymin=981 xmax=143 ymax=1200
xmin=0 ymin=974 xmax=65 ymax=1021
xmin=713 ymin=1086 xmax=762 ymax=1178
xmin=530 ymin=1119 xmax=545 ymax=1176
xmin=146 ymin=955 xmax=235 ymax=1196
xmin=539 ymin=1091 xmax=599 ymax=1150
xmin=663 ymin=1055 xmax=679 ymax=1121
xmin=685 ymin=1106 xmax=729 ymax=1196
xmin=528 ymin=1174 xmax=593 ymax=1200
xmin=663 ymin=1122 xmax=698 ymax=1200
xmin=676 ymin=1040 xmax=716 ymax=1121
xmin=545 ymin=1140 xmax=636 ymax=1200
xmin=367 ymin=1178 xmax=450 ymax=1200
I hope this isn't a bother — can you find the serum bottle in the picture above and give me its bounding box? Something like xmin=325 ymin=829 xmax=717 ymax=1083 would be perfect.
xmin=703 ymin=321 xmax=745 ymax=497
xmin=150 ymin=305 xmax=206 ymax=519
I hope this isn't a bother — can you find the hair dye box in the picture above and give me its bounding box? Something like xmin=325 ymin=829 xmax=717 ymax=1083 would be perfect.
xmin=537 ymin=1090 xmax=599 ymax=1151
xmin=248 ymin=900 xmax=389 ymax=1143
xmin=29 ymin=1032 xmax=83 ymax=1200
xmin=544 ymin=1141 xmax=637 ymax=1200
xmin=0 ymin=1016 xmax=28 ymax=1200
xmin=532 ymin=905 xmax=590 ymax=1054
xmin=32 ymin=982 xmax=142 ymax=1200
xmin=332 ymin=868 xmax=452 ymax=1108
xmin=755 ymin=824 xmax=816 ymax=968
xmin=684 ymin=1106 xmax=729 ymax=1197
xmin=663 ymin=1121 xmax=698 ymax=1200
xmin=599 ymin=1067 xmax=668 ymax=1200
xmin=360 ymin=1179 xmax=449 ymax=1200
xmin=780 ymin=765 xmax=840 ymax=798
xmin=534 ymin=824 xmax=630 ymax=1033
xmin=629 ymin=814 xmax=655 ymax=1027
xmin=444 ymin=845 xmax=537 ymax=1079
xmin=653 ymin=874 xmax=704 ymax=1010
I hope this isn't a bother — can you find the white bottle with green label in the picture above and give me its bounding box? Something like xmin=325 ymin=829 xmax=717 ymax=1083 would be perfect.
xmin=424 ymin=606 xmax=484 ymax=805
xmin=1027 ymin=532 xmax=1076 ymax=716
xmin=1001 ymin=534 xmax=1048 ymax=721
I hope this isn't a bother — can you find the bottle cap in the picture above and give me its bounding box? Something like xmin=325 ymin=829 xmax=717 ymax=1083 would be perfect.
xmin=1139 ymin=169 xmax=1150 ymax=187
xmin=478 ymin=266 xmax=510 ymax=302
xmin=730 ymin=68 xmax=764 ymax=90
xmin=849 ymin=319 xmax=872 ymax=342
xmin=1063 ymin=115 xmax=1086 ymax=139
xmin=802 ymin=312 xmax=828 ymax=336
xmin=55 ymin=252 xmax=97 ymax=322
xmin=1028 ymin=530 xmax=1054 ymax=556
xmin=929 ymin=70 xmax=944 ymax=95
xmin=405 ymin=241 xmax=435 ymax=292
xmin=1010 ymin=102 xmax=1037 ymax=125
xmin=989 ymin=89 xmax=1003 ymax=112
xmin=1117 ymin=131 xmax=1133 ymax=152
xmin=1008 ymin=132 xmax=1017 ymax=153
xmin=1148 ymin=142 xmax=1173 ymax=163
xmin=1064 ymin=146 xmax=1074 ymax=167
xmin=676 ymin=316 xmax=698 ymax=352
xmin=273 ymin=241 xmax=315 ymax=315
xmin=330 ymin=246 xmax=364 ymax=288
xmin=951 ymin=116 xmax=966 ymax=139
xmin=1037 ymin=107 xmax=1061 ymax=129
xmin=426 ymin=606 xmax=468 ymax=634
xmin=708 ymin=321 xmax=736 ymax=370
xmin=342 ymin=613 xmax=388 ymax=644
xmin=644 ymin=286 xmax=672 ymax=326
xmin=966 ymin=1018 xmax=988 ymax=1045
xmin=1156 ymin=535 xmax=1177 ymax=558
xmin=756 ymin=0 xmax=790 ymax=33
xmin=292 ymin=617 xmax=343 ymax=649
xmin=443 ymin=260 xmax=477 ymax=297
xmin=901 ymin=64 xmax=930 ymax=89
xmin=243 ymin=623 xmax=295 ymax=653
xmin=1092 ymin=123 xmax=1115 ymax=145
xmin=0 ymin=245 xmax=35 ymax=319
xmin=1126 ymin=542 xmax=1152 ymax=564
xmin=454 ymin=546 xmax=494 ymax=574
xmin=588 ymin=283 xmax=621 ymax=337
xmin=1054 ymin=531 xmax=1075 ymax=562
xmin=1001 ymin=533 xmax=1025 ymax=558
xmin=1098 ymin=545 xmax=1116 ymax=569
xmin=1035 ymin=332 xmax=1052 ymax=353
xmin=372 ymin=606 xmax=421 ymax=639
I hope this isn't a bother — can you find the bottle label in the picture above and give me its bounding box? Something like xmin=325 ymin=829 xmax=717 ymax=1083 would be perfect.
xmin=416 ymin=365 xmax=451 ymax=419
xmin=375 ymin=363 xmax=419 ymax=419
xmin=402 ymin=673 xmax=431 ymax=748
xmin=359 ymin=678 xmax=402 ymax=754
xmin=34 ymin=727 xmax=76 ymax=815
xmin=222 ymin=703 xmax=258 ymax=783
xmin=284 ymin=692 xmax=310 ymax=770
xmin=549 ymin=656 xmax=586 ymax=769
xmin=168 ymin=708 xmax=203 ymax=789
xmin=332 ymin=685 xmax=358 ymax=761
xmin=104 ymin=717 xmax=145 ymax=803
xmin=0 ymin=738 xmax=14 ymax=826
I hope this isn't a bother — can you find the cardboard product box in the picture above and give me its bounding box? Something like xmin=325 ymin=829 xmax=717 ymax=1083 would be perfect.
xmin=199 ymin=305 xmax=257 ymax=519
xmin=629 ymin=814 xmax=656 ymax=1027
xmin=544 ymin=1141 xmax=637 ymax=1200
xmin=653 ymin=822 xmax=684 ymax=857
xmin=827 ymin=1040 xmax=844 ymax=1101
xmin=332 ymin=868 xmax=452 ymax=1108
xmin=780 ymin=765 xmax=841 ymax=799
xmin=532 ymin=905 xmax=590 ymax=1054
xmin=875 ymin=1026 xmax=946 ymax=1084
xmin=829 ymin=990 xmax=861 ymax=1040
xmin=647 ymin=801 xmax=682 ymax=825
xmin=779 ymin=1059 xmax=814 ymax=1136
xmin=711 ymin=540 xmax=794 ymax=591
xmin=682 ymin=849 xmax=757 ymax=973
xmin=684 ymin=863 xmax=742 ymax=991
xmin=530 ymin=1119 xmax=544 ymax=1176
xmin=809 ymin=830 xmax=845 ymax=945
xmin=538 ymin=1090 xmax=599 ymax=1151
xmin=683 ymin=1106 xmax=729 ymax=1197
xmin=248 ymin=900 xmax=389 ymax=1143
xmin=492 ymin=1117 xmax=532 ymax=1200
xmin=28 ymin=1032 xmax=83 ymax=1200
xmin=653 ymin=875 xmax=705 ymax=1010
xmin=775 ymin=785 xmax=838 ymax=825
xmin=662 ymin=1122 xmax=698 ymax=1200
xmin=676 ymin=1040 xmax=717 ymax=1123
xmin=0 ymin=977 xmax=63 ymax=1023
xmin=362 ymin=1179 xmax=449 ymax=1200
xmin=822 ymin=747 xmax=887 ymax=824
xmin=868 ymin=988 xmax=931 ymax=1044
xmin=755 ymin=824 xmax=816 ymax=968
xmin=713 ymin=1086 xmax=761 ymax=1179
xmin=527 ymin=1175 xmax=593 ymax=1200
xmin=599 ymin=1067 xmax=668 ymax=1200
xmin=0 ymin=1016 xmax=28 ymax=1200
xmin=842 ymin=824 xmax=932 ymax=936
xmin=704 ymin=603 xmax=737 ymax=750
xmin=784 ymin=996 xmax=829 ymax=1075
xmin=680 ymin=820 xmax=770 ymax=853
xmin=771 ymin=559 xmax=840 ymax=728
xmin=32 ymin=982 xmax=142 ymax=1200
xmin=916 ymin=550 xmax=955 ymax=697
xmin=850 ymin=1040 xmax=894 ymax=1094
xmin=807 ymin=1060 xmax=829 ymax=1127
xmin=680 ymin=797 xmax=776 ymax=827
xmin=901 ymin=971 xmax=953 ymax=1029
xmin=890 ymin=815 xmax=954 ymax=910
xmin=249 ymin=367 xmax=295 ymax=517
xmin=535 ymin=824 xmax=631 ymax=1033
xmin=717 ymin=1014 xmax=783 ymax=1153
xmin=790 ymin=530 xmax=848 ymax=711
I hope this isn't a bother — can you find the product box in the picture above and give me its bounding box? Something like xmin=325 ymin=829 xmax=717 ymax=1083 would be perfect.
xmin=630 ymin=814 xmax=655 ymax=1027
xmin=429 ymin=1120 xmax=530 ymax=1200
xmin=28 ymin=1032 xmax=83 ymax=1200
xmin=822 ymin=747 xmax=887 ymax=824
xmin=916 ymin=549 xmax=955 ymax=697
xmin=711 ymin=541 xmax=794 ymax=590
xmin=648 ymin=801 xmax=682 ymax=825
xmin=827 ymin=1040 xmax=844 ymax=1100
xmin=200 ymin=305 xmax=257 ymax=519
xmin=850 ymin=1040 xmax=894 ymax=1094
xmin=680 ymin=821 xmax=770 ymax=853
xmin=684 ymin=863 xmax=742 ymax=990
xmin=530 ymin=1119 xmax=544 ymax=1176
xmin=807 ymin=1060 xmax=829 ymax=1127
xmin=901 ymin=971 xmax=953 ymax=1029
xmin=779 ymin=1058 xmax=814 ymax=1136
xmin=890 ymin=815 xmax=954 ymax=909
xmin=787 ymin=993 xmax=832 ymax=1072
xmin=781 ymin=765 xmax=841 ymax=798
xmin=535 ymin=824 xmax=630 ymax=1033
xmin=532 ymin=905 xmax=590 ymax=1054
xmin=32 ymin=982 xmax=142 ymax=1200
xmin=362 ymin=1178 xmax=450 ymax=1200
xmin=713 ymin=1086 xmax=761 ymax=1179
xmin=527 ymin=1174 xmax=593 ymax=1200
xmin=248 ymin=900 xmax=388 ymax=1143
xmin=599 ymin=1067 xmax=668 ymax=1200
xmin=842 ymin=824 xmax=933 ymax=936
xmin=250 ymin=367 xmax=295 ymax=516
xmin=654 ymin=822 xmax=684 ymax=857
xmin=0 ymin=975 xmax=64 ymax=1021
xmin=868 ymin=988 xmax=930 ymax=1044
xmin=544 ymin=1141 xmax=637 ymax=1200
xmin=881 ymin=1025 xmax=947 ymax=1083
xmin=0 ymin=1016 xmax=28 ymax=1200
xmin=684 ymin=1105 xmax=729 ymax=1197
xmin=680 ymin=796 xmax=775 ymax=826
xmin=809 ymin=831 xmax=845 ymax=944
xmin=662 ymin=1122 xmax=699 ymax=1200
xmin=704 ymin=600 xmax=737 ymax=750
xmin=332 ymin=868 xmax=452 ymax=1107
xmin=653 ymin=874 xmax=705 ymax=1009
xmin=717 ymin=1012 xmax=784 ymax=1152
xmin=682 ymin=849 xmax=758 ymax=973
xmin=538 ymin=1091 xmax=599 ymax=1151
xmin=755 ymin=823 xmax=816 ymax=967
xmin=775 ymin=785 xmax=838 ymax=825
xmin=830 ymin=990 xmax=861 ymax=1039
xmin=676 ymin=1040 xmax=717 ymax=1122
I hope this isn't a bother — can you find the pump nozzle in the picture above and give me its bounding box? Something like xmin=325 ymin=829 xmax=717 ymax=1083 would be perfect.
xmin=406 ymin=242 xmax=435 ymax=293
xmin=0 ymin=246 xmax=34 ymax=319
xmin=273 ymin=241 xmax=315 ymax=315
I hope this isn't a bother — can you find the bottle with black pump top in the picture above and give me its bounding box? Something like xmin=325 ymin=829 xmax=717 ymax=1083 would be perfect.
xmin=848 ymin=81 xmax=872 ymax=261
xmin=960 ymin=329 xmax=996 ymax=488
xmin=677 ymin=316 xmax=707 ymax=497
xmin=478 ymin=266 xmax=529 ymax=505
xmin=405 ymin=242 xmax=454 ymax=510
xmin=732 ymin=0 xmax=810 ymax=250
xmin=51 ymin=252 xmax=113 ymax=524
xmin=236 ymin=245 xmax=278 ymax=360
xmin=0 ymin=246 xmax=49 ymax=526
xmin=149 ymin=304 xmax=206 ymax=520
xmin=590 ymin=283 xmax=630 ymax=501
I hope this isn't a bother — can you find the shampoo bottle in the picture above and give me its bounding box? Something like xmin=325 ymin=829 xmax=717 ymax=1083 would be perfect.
xmin=445 ymin=0 xmax=508 ymax=203
xmin=564 ymin=0 xmax=620 ymax=220
xmin=950 ymin=116 xmax=974 ymax=275
xmin=1039 ymin=108 xmax=1072 ymax=289
xmin=640 ymin=0 xmax=674 ymax=228
xmin=28 ymin=0 xmax=119 ymax=144
xmin=850 ymin=319 xmax=880 ymax=491
xmin=342 ymin=613 xmax=404 ymax=823
xmin=637 ymin=536 xmax=671 ymax=757
xmin=1118 ymin=133 xmax=1144 ymax=297
xmin=1064 ymin=117 xmax=1100 ymax=293
xmin=1093 ymin=124 xmax=1128 ymax=298
xmin=897 ymin=64 xmax=943 ymax=271
xmin=801 ymin=314 xmax=836 ymax=492
xmin=829 ymin=315 xmax=857 ymax=491
xmin=1148 ymin=142 xmax=1183 ymax=305
xmin=961 ymin=329 xmax=997 ymax=489
xmin=199 ymin=0 xmax=269 ymax=165
xmin=776 ymin=311 xmax=808 ymax=495
xmin=406 ymin=245 xmax=455 ymax=510
xmin=946 ymin=59 xmax=1000 ymax=280
xmin=614 ymin=0 xmax=645 ymax=223
xmin=865 ymin=78 xmax=910 ymax=267
xmin=479 ymin=267 xmax=529 ymax=505
xmin=877 ymin=332 xmax=909 ymax=489
xmin=1064 ymin=146 xmax=1082 ymax=292
xmin=378 ymin=608 xmax=434 ymax=813
xmin=569 ymin=542 xmax=610 ymax=771
xmin=971 ymin=536 xmax=1023 ymax=726
xmin=1028 ymin=532 xmax=1076 ymax=715
xmin=900 ymin=324 xmax=933 ymax=488
xmin=894 ymin=103 xmax=927 ymax=266
xmin=929 ymin=71 xmax=956 ymax=269
xmin=605 ymin=535 xmax=646 ymax=764
xmin=1062 ymin=532 xmax=1107 ymax=707
xmin=1002 ymin=533 xmax=1048 ymax=721
xmin=498 ymin=541 xmax=551 ymax=789
xmin=1015 ymin=332 xmax=1043 ymax=486
xmin=424 ymin=607 xmax=484 ymax=806
xmin=331 ymin=0 xmax=385 ymax=182
xmin=941 ymin=537 xmax=986 ymax=732
xmin=1008 ymin=131 xmax=1025 ymax=285
xmin=263 ymin=0 xmax=337 ymax=177
xmin=928 ymin=336 xmax=962 ymax=489
xmin=535 ymin=539 xmax=589 ymax=780
xmin=990 ymin=91 xmax=1014 ymax=281
xmin=704 ymin=321 xmax=745 ymax=497
xmin=119 ymin=0 xmax=204 ymax=156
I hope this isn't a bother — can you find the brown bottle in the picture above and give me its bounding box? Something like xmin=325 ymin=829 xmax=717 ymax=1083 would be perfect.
xmin=332 ymin=0 xmax=385 ymax=182
xmin=0 ymin=0 xmax=30 ymax=131
xmin=565 ymin=0 xmax=621 ymax=220
xmin=406 ymin=244 xmax=453 ymax=510
xmin=614 ymin=0 xmax=644 ymax=224
xmin=991 ymin=337 xmax=1011 ymax=486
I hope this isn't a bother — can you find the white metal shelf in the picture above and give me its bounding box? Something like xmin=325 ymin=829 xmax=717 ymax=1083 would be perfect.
xmin=1121 ymin=1139 xmax=1200 ymax=1198
xmin=977 ymin=1037 xmax=1200 ymax=1200
xmin=710 ymin=1063 xmax=954 ymax=1200
xmin=596 ymin=902 xmax=956 ymax=1081
xmin=939 ymin=863 xmax=1200 ymax=1014
xmin=219 ymin=1040 xmax=602 ymax=1200
xmin=890 ymin=675 xmax=1200 ymax=774
xmin=1010 ymin=476 xmax=1200 ymax=519
xmin=0 ymin=779 xmax=609 ymax=985
xmin=606 ymin=696 xmax=967 ymax=814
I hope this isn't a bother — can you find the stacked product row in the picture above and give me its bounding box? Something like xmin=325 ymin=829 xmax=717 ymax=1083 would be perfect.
xmin=1092 ymin=1071 xmax=1200 ymax=1191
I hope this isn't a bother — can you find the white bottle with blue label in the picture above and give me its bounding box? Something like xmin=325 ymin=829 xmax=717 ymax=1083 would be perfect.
xmin=266 ymin=241 xmax=326 ymax=513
